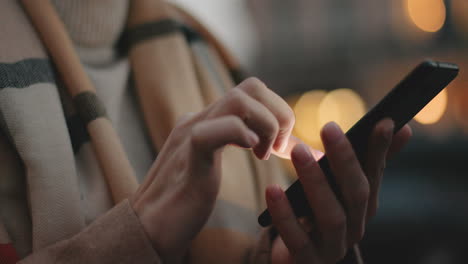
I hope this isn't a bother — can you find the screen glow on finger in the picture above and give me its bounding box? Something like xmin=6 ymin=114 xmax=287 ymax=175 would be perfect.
xmin=271 ymin=135 xmax=324 ymax=160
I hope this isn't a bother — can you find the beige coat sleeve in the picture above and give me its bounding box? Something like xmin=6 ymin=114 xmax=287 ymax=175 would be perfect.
xmin=19 ymin=200 xmax=161 ymax=264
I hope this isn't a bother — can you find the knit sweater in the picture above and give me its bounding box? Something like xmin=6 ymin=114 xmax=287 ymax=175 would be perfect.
xmin=0 ymin=0 xmax=289 ymax=263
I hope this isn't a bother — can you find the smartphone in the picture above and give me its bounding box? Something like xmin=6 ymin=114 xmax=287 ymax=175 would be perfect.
xmin=258 ymin=60 xmax=459 ymax=227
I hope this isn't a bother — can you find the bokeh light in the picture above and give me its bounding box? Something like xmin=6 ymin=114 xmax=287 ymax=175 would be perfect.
xmin=318 ymin=89 xmax=366 ymax=133
xmin=293 ymin=90 xmax=327 ymax=148
xmin=406 ymin=0 xmax=446 ymax=33
xmin=414 ymin=89 xmax=448 ymax=125
xmin=247 ymin=0 xmax=468 ymax=261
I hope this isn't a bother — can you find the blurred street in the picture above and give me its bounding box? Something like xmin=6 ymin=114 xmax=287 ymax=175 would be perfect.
xmin=172 ymin=0 xmax=468 ymax=262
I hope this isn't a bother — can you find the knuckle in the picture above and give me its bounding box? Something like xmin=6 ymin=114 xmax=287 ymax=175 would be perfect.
xmin=227 ymin=87 xmax=245 ymax=101
xmin=169 ymin=123 xmax=188 ymax=142
xmin=293 ymin=238 xmax=313 ymax=256
xmin=174 ymin=119 xmax=185 ymax=129
xmin=266 ymin=120 xmax=279 ymax=140
xmin=325 ymin=211 xmax=347 ymax=232
xmin=175 ymin=112 xmax=195 ymax=127
xmin=226 ymin=115 xmax=243 ymax=125
xmin=352 ymin=185 xmax=370 ymax=208
xmin=242 ymin=77 xmax=267 ymax=92
xmin=335 ymin=144 xmax=357 ymax=165
xmin=379 ymin=127 xmax=393 ymax=146
xmin=226 ymin=116 xmax=246 ymax=133
xmin=226 ymin=89 xmax=249 ymax=116
xmin=277 ymin=107 xmax=296 ymax=131
xmin=173 ymin=124 xmax=186 ymax=135
xmin=190 ymin=123 xmax=204 ymax=148
xmin=254 ymin=116 xmax=278 ymax=142
xmin=285 ymin=108 xmax=296 ymax=126
xmin=330 ymin=210 xmax=347 ymax=230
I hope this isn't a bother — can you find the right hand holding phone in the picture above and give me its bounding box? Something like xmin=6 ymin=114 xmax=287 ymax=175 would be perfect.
xmin=267 ymin=120 xmax=412 ymax=264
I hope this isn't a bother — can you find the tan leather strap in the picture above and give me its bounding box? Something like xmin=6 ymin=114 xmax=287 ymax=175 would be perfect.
xmin=127 ymin=0 xmax=205 ymax=150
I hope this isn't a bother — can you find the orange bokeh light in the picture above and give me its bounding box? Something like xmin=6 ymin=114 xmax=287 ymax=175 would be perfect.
xmin=414 ymin=89 xmax=448 ymax=125
xmin=407 ymin=0 xmax=446 ymax=32
xmin=293 ymin=90 xmax=327 ymax=148
xmin=318 ymin=89 xmax=366 ymax=133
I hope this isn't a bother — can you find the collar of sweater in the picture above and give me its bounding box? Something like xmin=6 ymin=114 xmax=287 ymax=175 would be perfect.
xmin=51 ymin=0 xmax=129 ymax=65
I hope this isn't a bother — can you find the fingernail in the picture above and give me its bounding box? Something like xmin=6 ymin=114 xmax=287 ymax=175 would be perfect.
xmin=267 ymin=184 xmax=283 ymax=202
xmin=293 ymin=144 xmax=313 ymax=167
xmin=321 ymin=122 xmax=343 ymax=145
xmin=247 ymin=130 xmax=260 ymax=146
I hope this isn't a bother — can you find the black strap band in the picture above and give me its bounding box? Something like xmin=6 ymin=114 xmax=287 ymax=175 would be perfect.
xmin=0 ymin=58 xmax=55 ymax=89
xmin=118 ymin=19 xmax=181 ymax=54
xmin=117 ymin=19 xmax=206 ymax=54
xmin=73 ymin=91 xmax=108 ymax=125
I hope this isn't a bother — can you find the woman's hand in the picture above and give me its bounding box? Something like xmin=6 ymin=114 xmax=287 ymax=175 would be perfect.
xmin=130 ymin=78 xmax=296 ymax=263
xmin=267 ymin=120 xmax=412 ymax=264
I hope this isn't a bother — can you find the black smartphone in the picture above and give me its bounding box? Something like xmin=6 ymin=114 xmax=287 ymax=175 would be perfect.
xmin=258 ymin=60 xmax=459 ymax=227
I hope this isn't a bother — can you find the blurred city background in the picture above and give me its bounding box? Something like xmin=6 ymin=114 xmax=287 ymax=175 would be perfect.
xmin=171 ymin=0 xmax=468 ymax=263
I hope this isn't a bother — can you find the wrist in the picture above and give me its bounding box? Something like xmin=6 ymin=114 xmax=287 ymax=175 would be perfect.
xmin=131 ymin=194 xmax=189 ymax=263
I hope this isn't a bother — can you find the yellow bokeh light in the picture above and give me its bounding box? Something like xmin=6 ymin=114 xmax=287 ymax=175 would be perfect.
xmin=414 ymin=89 xmax=448 ymax=125
xmin=318 ymin=89 xmax=366 ymax=133
xmin=407 ymin=0 xmax=446 ymax=33
xmin=293 ymin=90 xmax=327 ymax=148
